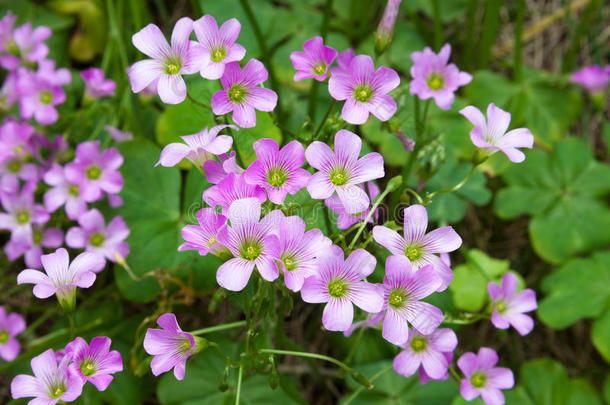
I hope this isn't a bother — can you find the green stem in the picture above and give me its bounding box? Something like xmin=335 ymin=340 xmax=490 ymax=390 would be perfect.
xmin=342 ymin=364 xmax=392 ymax=405
xmin=442 ymin=312 xmax=488 ymax=325
xmin=187 ymin=93 xmax=211 ymax=110
xmin=190 ymin=321 xmax=247 ymax=336
xmin=235 ymin=364 xmax=243 ymax=405
xmin=307 ymin=0 xmax=334 ymax=121
xmin=432 ymin=0 xmax=443 ymax=50
xmin=344 ymin=326 xmax=365 ymax=366
xmin=313 ymin=100 xmax=336 ymax=139
xmin=424 ymin=161 xmax=479 ymax=203
xmin=259 ymin=349 xmax=364 ymax=379
xmin=513 ymin=0 xmax=526 ymax=82
xmin=449 ymin=365 xmax=462 ymax=381
xmin=348 ymin=183 xmax=395 ymax=250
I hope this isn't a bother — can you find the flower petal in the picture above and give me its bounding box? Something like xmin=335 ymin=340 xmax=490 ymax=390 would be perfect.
xmin=216 ymin=258 xmax=255 ymax=291
xmin=322 ymin=299 xmax=353 ymax=331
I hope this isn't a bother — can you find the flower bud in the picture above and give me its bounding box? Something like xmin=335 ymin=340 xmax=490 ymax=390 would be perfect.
xmin=374 ymin=0 xmax=402 ymax=56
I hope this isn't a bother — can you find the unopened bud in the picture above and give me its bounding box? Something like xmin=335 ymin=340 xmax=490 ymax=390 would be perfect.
xmin=386 ymin=175 xmax=403 ymax=192
xmin=374 ymin=0 xmax=402 ymax=56
xmin=350 ymin=370 xmax=373 ymax=389
xmin=193 ymin=336 xmax=209 ymax=354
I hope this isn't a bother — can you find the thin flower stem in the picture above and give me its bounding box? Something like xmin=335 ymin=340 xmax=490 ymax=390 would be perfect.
xmin=235 ymin=364 xmax=243 ymax=405
xmin=344 ymin=326 xmax=366 ymax=366
xmin=342 ymin=364 xmax=392 ymax=405
xmin=449 ymin=365 xmax=462 ymax=381
xmin=442 ymin=312 xmax=488 ymax=325
xmin=348 ymin=185 xmax=393 ymax=250
xmin=424 ymin=161 xmax=478 ymax=203
xmin=259 ymin=349 xmax=362 ymax=378
xmin=186 ymin=93 xmax=211 ymax=110
xmin=313 ymin=100 xmax=336 ymax=139
xmin=307 ymin=0 xmax=334 ymax=120
xmin=190 ymin=321 xmax=247 ymax=336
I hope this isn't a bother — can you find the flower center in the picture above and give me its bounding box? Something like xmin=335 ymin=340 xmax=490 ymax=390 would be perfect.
xmin=388 ymin=288 xmax=407 ymax=309
xmin=329 ymin=167 xmax=349 ymax=186
xmin=68 ymin=184 xmax=80 ymax=197
xmin=312 ymin=61 xmax=327 ymax=76
xmin=427 ymin=73 xmax=444 ymax=91
xmin=207 ymin=236 xmax=217 ymax=247
xmin=281 ymin=254 xmax=298 ymax=272
xmin=228 ymin=84 xmax=249 ymax=104
xmin=211 ymin=46 xmax=227 ymax=63
xmin=405 ymin=245 xmax=423 ymax=261
xmin=353 ymin=84 xmax=373 ymax=103
xmin=239 ymin=240 xmax=263 ymax=261
xmin=86 ymin=165 xmax=102 ymax=180
xmin=328 ymin=278 xmax=348 ymax=298
xmin=267 ymin=166 xmax=288 ymax=188
xmin=7 ymin=41 xmax=19 ymax=56
xmin=0 ymin=330 xmax=8 ymax=343
xmin=179 ymin=335 xmax=192 ymax=355
xmin=470 ymin=372 xmax=487 ymax=388
xmin=39 ymin=90 xmax=53 ymax=105
xmin=49 ymin=382 xmax=66 ymax=399
xmin=410 ymin=336 xmax=428 ymax=353
xmin=80 ymin=360 xmax=97 ymax=377
xmin=164 ymin=57 xmax=182 ymax=75
xmin=496 ymin=300 xmax=507 ymax=314
xmin=33 ymin=229 xmax=43 ymax=245
xmin=6 ymin=158 xmax=21 ymax=173
xmin=89 ymin=233 xmax=105 ymax=247
xmin=15 ymin=210 xmax=30 ymax=224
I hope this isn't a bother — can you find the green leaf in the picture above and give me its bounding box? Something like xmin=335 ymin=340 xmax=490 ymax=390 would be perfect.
xmin=592 ymin=308 xmax=610 ymax=363
xmin=232 ymin=111 xmax=282 ymax=166
xmin=538 ymin=251 xmax=610 ymax=329
xmin=494 ymin=138 xmax=610 ymax=263
xmin=603 ymin=374 xmax=610 ymax=404
xmin=449 ymin=249 xmax=521 ymax=312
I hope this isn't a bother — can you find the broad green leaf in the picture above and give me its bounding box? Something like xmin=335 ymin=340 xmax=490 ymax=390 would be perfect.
xmin=603 ymin=374 xmax=610 ymax=403
xmin=592 ymin=308 xmax=610 ymax=363
xmin=495 ymin=138 xmax=610 ymax=263
xmin=449 ymin=249 xmax=522 ymax=312
xmin=538 ymin=251 xmax=610 ymax=329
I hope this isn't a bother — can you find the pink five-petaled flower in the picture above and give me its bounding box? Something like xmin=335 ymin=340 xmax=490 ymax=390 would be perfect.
xmin=393 ymin=328 xmax=458 ymax=383
xmin=571 ymin=64 xmax=610 ymax=93
xmin=334 ymin=48 xmax=355 ymax=75
xmin=488 ymin=273 xmax=537 ymax=336
xmin=458 ymin=347 xmax=514 ymax=405
xmin=244 ymin=138 xmax=311 ymax=204
xmin=81 ymin=68 xmax=116 ymax=99
xmin=0 ymin=182 xmax=49 ymax=245
xmin=0 ymin=306 xmax=25 ymax=361
xmin=300 ymin=245 xmax=383 ymax=331
xmin=192 ymin=15 xmax=246 ymax=80
xmin=211 ymin=59 xmax=278 ymax=128
xmin=129 ymin=17 xmax=200 ymax=104
xmin=43 ymin=163 xmax=93 ymax=220
xmin=290 ymin=36 xmax=337 ymax=82
xmin=143 ymin=313 xmax=196 ymax=380
xmin=11 ymin=349 xmax=83 ymax=405
xmin=65 ymin=336 xmax=123 ymax=391
xmin=178 ymin=207 xmax=227 ymax=256
xmin=65 ymin=141 xmax=124 ymax=201
xmin=17 ymin=60 xmax=71 ymax=125
xmin=325 ymin=181 xmax=379 ymax=230
xmin=409 ymin=43 xmax=472 ymax=110
xmin=215 ymin=198 xmax=283 ymax=291
xmin=203 ymin=172 xmax=266 ymax=215
xmin=372 ymin=204 xmax=461 ymax=291
xmin=156 ymin=124 xmax=236 ymax=168
xmin=203 ymin=151 xmax=243 ymax=184
xmin=460 ymin=103 xmax=534 ymax=163
xmin=17 ymin=248 xmax=103 ymax=310
xmin=328 ymin=54 xmax=399 ymax=125
xmin=266 ymin=213 xmax=331 ymax=292
xmin=0 ymin=21 xmax=51 ymax=70
xmin=379 ymin=255 xmax=443 ymax=345
xmin=305 ymin=129 xmax=384 ymax=214
xmin=65 ymin=208 xmax=130 ymax=268
xmin=4 ymin=224 xmax=63 ymax=269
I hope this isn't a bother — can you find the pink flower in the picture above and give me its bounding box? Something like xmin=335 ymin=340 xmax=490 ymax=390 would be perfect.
xmin=203 ymin=172 xmax=266 ymax=215
xmin=202 ymin=151 xmax=243 ymax=184
xmin=571 ymin=64 xmax=610 ymax=93
xmin=488 ymin=273 xmax=537 ymax=336
xmin=300 ymin=245 xmax=383 ymax=331
xmin=16 ymin=60 xmax=71 ymax=125
xmin=290 ymin=36 xmax=337 ymax=82
xmin=0 ymin=120 xmax=38 ymax=191
xmin=65 ymin=209 xmax=130 ymax=268
xmin=0 ymin=183 xmax=49 ymax=246
xmin=334 ymin=48 xmax=355 ymax=75
xmin=143 ymin=313 xmax=196 ymax=380
xmin=305 ymin=129 xmax=384 ymax=214
xmin=178 ymin=207 xmax=227 ymax=256
xmin=129 ymin=17 xmax=201 ymax=104
xmin=378 ymin=256 xmax=443 ymax=345
xmin=4 ymin=224 xmax=63 ymax=269
xmin=64 ymin=141 xmax=124 ymax=201
xmin=43 ymin=163 xmax=92 ymax=220
xmin=11 ymin=349 xmax=84 ymax=405
xmin=215 ymin=198 xmax=283 ymax=291
xmin=243 ymin=138 xmax=311 ymax=204
xmin=393 ymin=328 xmax=457 ymax=382
xmin=192 ymin=15 xmax=246 ymax=80
xmin=409 ymin=43 xmax=472 ymax=110
xmin=0 ymin=306 xmax=25 ymax=361
xmin=17 ymin=248 xmax=103 ymax=310
xmin=328 ymin=54 xmax=400 ymax=124
xmin=458 ymin=347 xmax=514 ymax=405
xmin=373 ymin=204 xmax=461 ymax=291
xmin=265 ymin=213 xmax=331 ymax=292
xmin=0 ymin=72 xmax=18 ymax=110
xmin=104 ymin=125 xmax=133 ymax=143
xmin=156 ymin=124 xmax=236 ymax=168
xmin=325 ymin=181 xmax=379 ymax=230
xmin=460 ymin=103 xmax=534 ymax=163
xmin=0 ymin=20 xmax=51 ymax=70
xmin=211 ymin=59 xmax=278 ymax=128
xmin=81 ymin=68 xmax=116 ymax=99
xmin=65 ymin=336 xmax=123 ymax=391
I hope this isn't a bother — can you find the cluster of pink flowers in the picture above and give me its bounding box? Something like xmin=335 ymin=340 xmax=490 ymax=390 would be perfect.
xmin=11 ymin=336 xmax=123 ymax=404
